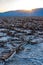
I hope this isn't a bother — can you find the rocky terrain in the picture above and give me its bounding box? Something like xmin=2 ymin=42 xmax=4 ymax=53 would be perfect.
xmin=0 ymin=16 xmax=43 ymax=65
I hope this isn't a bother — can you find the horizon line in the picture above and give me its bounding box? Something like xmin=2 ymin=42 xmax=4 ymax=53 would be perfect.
xmin=0 ymin=8 xmax=43 ymax=13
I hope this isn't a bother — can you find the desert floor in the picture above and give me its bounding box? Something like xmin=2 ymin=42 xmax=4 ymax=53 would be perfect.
xmin=0 ymin=17 xmax=43 ymax=65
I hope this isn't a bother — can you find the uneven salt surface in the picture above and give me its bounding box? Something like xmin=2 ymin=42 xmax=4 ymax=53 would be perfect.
xmin=0 ymin=25 xmax=43 ymax=65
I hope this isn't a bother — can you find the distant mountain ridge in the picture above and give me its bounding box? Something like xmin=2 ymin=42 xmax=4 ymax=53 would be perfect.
xmin=0 ymin=8 xmax=43 ymax=16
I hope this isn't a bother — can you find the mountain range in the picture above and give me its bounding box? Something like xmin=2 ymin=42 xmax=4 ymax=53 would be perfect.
xmin=0 ymin=8 xmax=43 ymax=16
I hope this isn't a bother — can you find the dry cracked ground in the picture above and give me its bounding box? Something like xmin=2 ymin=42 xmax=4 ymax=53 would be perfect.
xmin=0 ymin=17 xmax=43 ymax=65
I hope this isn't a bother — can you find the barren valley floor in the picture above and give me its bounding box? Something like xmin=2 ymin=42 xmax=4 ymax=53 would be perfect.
xmin=0 ymin=17 xmax=43 ymax=65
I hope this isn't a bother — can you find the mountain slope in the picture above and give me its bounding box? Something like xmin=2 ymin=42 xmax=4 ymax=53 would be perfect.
xmin=0 ymin=8 xmax=43 ymax=16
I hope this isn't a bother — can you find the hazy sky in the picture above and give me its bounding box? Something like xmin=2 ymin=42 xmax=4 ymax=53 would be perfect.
xmin=0 ymin=0 xmax=43 ymax=12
